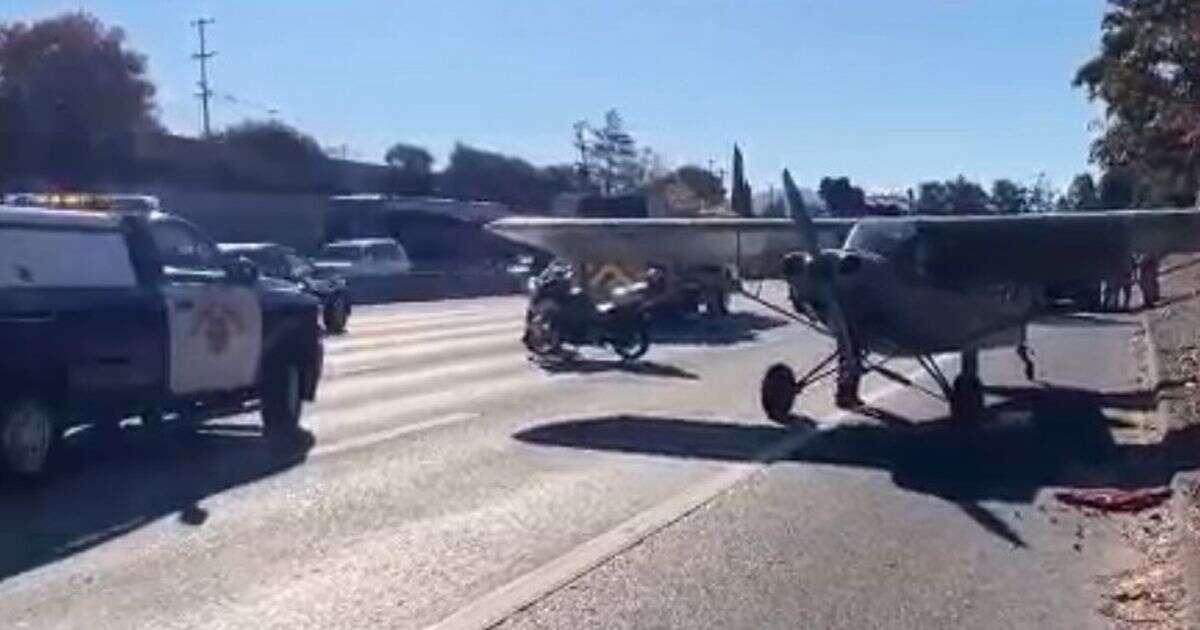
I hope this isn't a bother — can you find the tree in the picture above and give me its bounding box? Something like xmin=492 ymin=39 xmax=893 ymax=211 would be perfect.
xmin=730 ymin=145 xmax=753 ymax=216
xmin=1074 ymin=0 xmax=1200 ymax=200
xmin=818 ymin=176 xmax=866 ymax=217
xmin=944 ymin=176 xmax=990 ymax=213
xmin=990 ymin=178 xmax=1029 ymax=213
xmin=218 ymin=119 xmax=335 ymax=191
xmin=382 ymin=142 xmax=434 ymax=195
xmin=584 ymin=109 xmax=641 ymax=195
xmin=0 ymin=11 xmax=161 ymax=185
xmin=1024 ymin=172 xmax=1059 ymax=213
xmin=1098 ymin=167 xmax=1137 ymax=209
xmin=1064 ymin=173 xmax=1099 ymax=210
xmin=916 ymin=181 xmax=950 ymax=213
xmin=437 ymin=143 xmax=575 ymax=212
xmin=674 ymin=165 xmax=726 ymax=205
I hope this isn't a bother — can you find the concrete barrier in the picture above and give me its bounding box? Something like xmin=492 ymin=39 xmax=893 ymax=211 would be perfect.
xmin=346 ymin=271 xmax=526 ymax=304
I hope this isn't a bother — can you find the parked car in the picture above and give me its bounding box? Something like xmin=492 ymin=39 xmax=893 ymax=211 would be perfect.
xmin=220 ymin=242 xmax=352 ymax=333
xmin=0 ymin=202 xmax=324 ymax=478
xmin=314 ymin=238 xmax=412 ymax=277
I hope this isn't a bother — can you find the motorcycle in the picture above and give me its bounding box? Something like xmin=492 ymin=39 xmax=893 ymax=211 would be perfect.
xmin=522 ymin=263 xmax=660 ymax=361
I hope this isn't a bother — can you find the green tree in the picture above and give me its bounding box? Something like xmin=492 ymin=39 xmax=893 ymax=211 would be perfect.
xmin=945 ymin=176 xmax=989 ymax=213
xmin=591 ymin=109 xmax=636 ymax=195
xmin=1074 ymin=0 xmax=1200 ymax=199
xmin=0 ymin=11 xmax=161 ymax=185
xmin=218 ymin=119 xmax=335 ymax=191
xmin=730 ymin=145 xmax=753 ymax=217
xmin=1024 ymin=173 xmax=1059 ymax=213
xmin=818 ymin=176 xmax=866 ymax=217
xmin=437 ymin=143 xmax=575 ymax=212
xmin=674 ymin=165 xmax=726 ymax=205
xmin=990 ymin=178 xmax=1028 ymax=213
xmin=382 ymin=142 xmax=434 ymax=195
xmin=1064 ymin=173 xmax=1099 ymax=210
xmin=916 ymin=181 xmax=949 ymax=213
xmin=1098 ymin=167 xmax=1137 ymax=209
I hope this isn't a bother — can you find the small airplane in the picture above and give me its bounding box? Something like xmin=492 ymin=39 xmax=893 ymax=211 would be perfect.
xmin=487 ymin=171 xmax=1200 ymax=423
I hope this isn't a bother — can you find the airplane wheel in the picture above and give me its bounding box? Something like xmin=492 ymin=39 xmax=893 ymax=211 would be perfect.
xmin=950 ymin=375 xmax=984 ymax=423
xmin=761 ymin=364 xmax=797 ymax=424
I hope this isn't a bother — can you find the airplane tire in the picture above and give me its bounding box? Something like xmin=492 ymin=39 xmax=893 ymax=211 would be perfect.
xmin=950 ymin=375 xmax=984 ymax=423
xmin=761 ymin=364 xmax=797 ymax=424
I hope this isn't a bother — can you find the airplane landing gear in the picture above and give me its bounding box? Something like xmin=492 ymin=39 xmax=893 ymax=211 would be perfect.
xmin=949 ymin=350 xmax=984 ymax=422
xmin=950 ymin=374 xmax=984 ymax=422
xmin=761 ymin=364 xmax=798 ymax=423
xmin=760 ymin=351 xmax=841 ymax=425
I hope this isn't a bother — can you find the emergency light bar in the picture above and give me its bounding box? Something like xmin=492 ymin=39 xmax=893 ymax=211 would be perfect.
xmin=2 ymin=192 xmax=160 ymax=214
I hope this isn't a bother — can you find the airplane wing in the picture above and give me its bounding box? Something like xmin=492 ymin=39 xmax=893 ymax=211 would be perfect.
xmin=903 ymin=209 xmax=1200 ymax=287
xmin=484 ymin=216 xmax=856 ymax=277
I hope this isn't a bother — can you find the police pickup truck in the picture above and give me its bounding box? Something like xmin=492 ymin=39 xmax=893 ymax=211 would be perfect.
xmin=0 ymin=201 xmax=324 ymax=477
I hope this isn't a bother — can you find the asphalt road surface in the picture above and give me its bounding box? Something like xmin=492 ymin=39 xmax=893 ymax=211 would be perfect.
xmin=1 ymin=287 xmax=1184 ymax=629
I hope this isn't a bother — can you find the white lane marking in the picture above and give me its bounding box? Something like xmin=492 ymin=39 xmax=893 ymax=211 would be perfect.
xmin=326 ymin=319 xmax=523 ymax=356
xmin=325 ymin=335 xmax=519 ymax=379
xmin=342 ymin=310 xmax=522 ymax=336
xmin=316 ymin=353 xmax=528 ymax=410
xmin=427 ymin=359 xmax=947 ymax=630
xmin=312 ymin=412 xmax=480 ymax=459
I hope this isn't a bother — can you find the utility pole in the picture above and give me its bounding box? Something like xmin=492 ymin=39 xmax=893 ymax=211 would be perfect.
xmin=190 ymin=18 xmax=216 ymax=138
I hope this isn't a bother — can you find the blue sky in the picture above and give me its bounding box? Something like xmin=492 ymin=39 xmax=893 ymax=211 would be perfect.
xmin=8 ymin=1 xmax=1106 ymax=192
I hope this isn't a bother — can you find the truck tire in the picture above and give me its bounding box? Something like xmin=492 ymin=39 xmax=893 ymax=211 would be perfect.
xmin=261 ymin=360 xmax=303 ymax=439
xmin=0 ymin=398 xmax=58 ymax=478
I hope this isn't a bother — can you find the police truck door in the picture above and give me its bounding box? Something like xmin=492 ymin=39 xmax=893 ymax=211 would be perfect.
xmin=148 ymin=219 xmax=262 ymax=395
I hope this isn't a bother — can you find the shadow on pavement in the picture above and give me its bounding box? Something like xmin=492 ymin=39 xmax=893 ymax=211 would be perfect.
xmin=1036 ymin=313 xmax=1138 ymax=328
xmin=535 ymin=357 xmax=699 ymax=380
xmin=0 ymin=424 xmax=312 ymax=580
xmin=514 ymin=386 xmax=1200 ymax=546
xmin=649 ymin=311 xmax=790 ymax=347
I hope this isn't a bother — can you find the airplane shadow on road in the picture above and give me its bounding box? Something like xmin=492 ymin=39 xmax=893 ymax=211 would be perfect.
xmin=514 ymin=386 xmax=1200 ymax=547
xmin=0 ymin=425 xmax=312 ymax=581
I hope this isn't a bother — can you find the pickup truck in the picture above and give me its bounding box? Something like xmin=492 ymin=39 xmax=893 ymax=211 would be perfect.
xmin=0 ymin=204 xmax=324 ymax=477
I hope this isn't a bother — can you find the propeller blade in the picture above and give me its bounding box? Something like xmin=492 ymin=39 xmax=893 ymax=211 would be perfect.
xmin=783 ymin=169 xmax=819 ymax=255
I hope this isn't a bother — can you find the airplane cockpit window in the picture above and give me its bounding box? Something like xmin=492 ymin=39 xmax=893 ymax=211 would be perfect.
xmin=844 ymin=221 xmax=916 ymax=259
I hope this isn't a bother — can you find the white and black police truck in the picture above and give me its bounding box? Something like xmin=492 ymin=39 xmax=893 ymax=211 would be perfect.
xmin=0 ymin=195 xmax=324 ymax=478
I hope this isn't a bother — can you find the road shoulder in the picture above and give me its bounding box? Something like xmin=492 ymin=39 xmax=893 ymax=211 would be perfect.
xmin=1141 ymin=256 xmax=1200 ymax=629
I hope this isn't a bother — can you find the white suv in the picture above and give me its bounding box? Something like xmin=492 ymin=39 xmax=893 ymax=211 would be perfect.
xmin=314 ymin=238 xmax=412 ymax=278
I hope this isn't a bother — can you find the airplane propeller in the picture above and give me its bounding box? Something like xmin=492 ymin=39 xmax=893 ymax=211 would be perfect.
xmin=782 ymin=169 xmax=820 ymax=256
xmin=780 ymin=169 xmax=856 ymax=341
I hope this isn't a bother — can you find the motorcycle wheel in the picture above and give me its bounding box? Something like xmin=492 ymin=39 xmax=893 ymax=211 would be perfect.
xmin=323 ymin=296 xmax=350 ymax=334
xmin=609 ymin=324 xmax=650 ymax=362
xmin=524 ymin=301 xmax=563 ymax=356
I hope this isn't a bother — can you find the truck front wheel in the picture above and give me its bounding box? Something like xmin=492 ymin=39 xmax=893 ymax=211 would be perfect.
xmin=261 ymin=360 xmax=303 ymax=439
xmin=0 ymin=398 xmax=58 ymax=478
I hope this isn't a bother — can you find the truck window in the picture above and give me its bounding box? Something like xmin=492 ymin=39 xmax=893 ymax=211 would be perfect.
xmin=149 ymin=221 xmax=221 ymax=272
xmin=0 ymin=227 xmax=137 ymax=288
xmin=320 ymin=244 xmax=364 ymax=262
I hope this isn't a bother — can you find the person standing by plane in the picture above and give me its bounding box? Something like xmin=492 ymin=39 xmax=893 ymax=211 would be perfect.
xmin=1137 ymin=254 xmax=1161 ymax=307
xmin=1116 ymin=257 xmax=1134 ymax=311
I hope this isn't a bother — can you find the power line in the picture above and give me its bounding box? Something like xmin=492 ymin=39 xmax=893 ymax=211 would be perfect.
xmin=190 ymin=17 xmax=216 ymax=138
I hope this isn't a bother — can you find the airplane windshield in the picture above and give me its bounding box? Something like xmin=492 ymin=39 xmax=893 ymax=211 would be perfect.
xmin=844 ymin=221 xmax=916 ymax=258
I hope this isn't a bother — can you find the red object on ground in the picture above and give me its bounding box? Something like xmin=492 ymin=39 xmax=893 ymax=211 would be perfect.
xmin=1054 ymin=487 xmax=1173 ymax=513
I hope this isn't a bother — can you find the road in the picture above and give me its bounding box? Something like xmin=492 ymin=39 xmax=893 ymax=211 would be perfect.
xmin=0 ymin=288 xmax=1182 ymax=629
